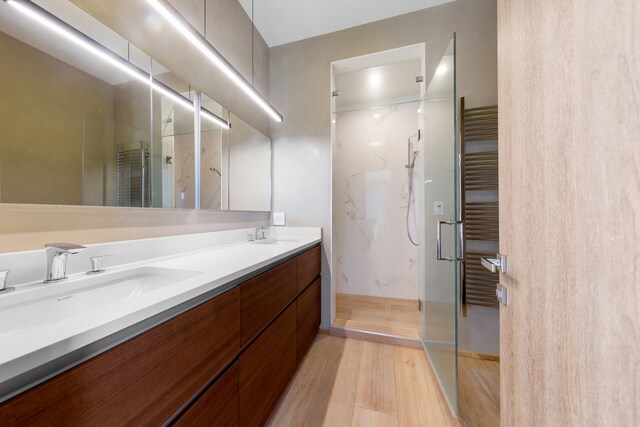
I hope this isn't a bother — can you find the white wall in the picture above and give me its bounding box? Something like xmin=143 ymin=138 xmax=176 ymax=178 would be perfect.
xmin=333 ymin=102 xmax=421 ymax=300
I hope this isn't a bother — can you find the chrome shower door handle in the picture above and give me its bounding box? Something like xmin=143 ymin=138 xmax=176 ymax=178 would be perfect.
xmin=436 ymin=220 xmax=465 ymax=262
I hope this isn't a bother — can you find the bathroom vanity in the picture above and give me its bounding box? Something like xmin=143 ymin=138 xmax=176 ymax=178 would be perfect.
xmin=0 ymin=228 xmax=321 ymax=426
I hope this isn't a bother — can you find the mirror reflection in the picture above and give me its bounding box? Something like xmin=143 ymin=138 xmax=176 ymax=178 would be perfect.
xmin=200 ymin=94 xmax=229 ymax=210
xmin=0 ymin=0 xmax=272 ymax=212
xmin=229 ymin=114 xmax=271 ymax=211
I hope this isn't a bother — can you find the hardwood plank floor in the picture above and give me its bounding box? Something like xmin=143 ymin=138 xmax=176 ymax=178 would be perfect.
xmin=355 ymin=341 xmax=398 ymax=416
xmin=351 ymin=407 xmax=399 ymax=427
xmin=458 ymin=356 xmax=500 ymax=427
xmin=335 ymin=294 xmax=420 ymax=340
xmin=267 ymin=335 xmax=458 ymax=427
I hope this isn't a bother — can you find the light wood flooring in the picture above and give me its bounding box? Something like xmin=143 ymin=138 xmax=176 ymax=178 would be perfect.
xmin=268 ymin=335 xmax=500 ymax=426
xmin=267 ymin=334 xmax=458 ymax=426
xmin=458 ymin=357 xmax=500 ymax=427
xmin=334 ymin=294 xmax=421 ymax=340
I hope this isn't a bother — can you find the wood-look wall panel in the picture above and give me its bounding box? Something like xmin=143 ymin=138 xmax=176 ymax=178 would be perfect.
xmin=0 ymin=288 xmax=241 ymax=426
xmin=498 ymin=0 xmax=639 ymax=425
xmin=239 ymin=259 xmax=297 ymax=346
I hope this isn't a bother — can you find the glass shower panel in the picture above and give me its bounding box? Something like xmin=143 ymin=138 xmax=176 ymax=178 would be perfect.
xmin=421 ymin=35 xmax=459 ymax=415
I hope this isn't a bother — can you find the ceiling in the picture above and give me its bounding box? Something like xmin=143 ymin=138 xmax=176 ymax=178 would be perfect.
xmin=238 ymin=0 xmax=455 ymax=47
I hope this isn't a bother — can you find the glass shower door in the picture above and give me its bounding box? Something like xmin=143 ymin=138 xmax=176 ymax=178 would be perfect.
xmin=421 ymin=35 xmax=459 ymax=415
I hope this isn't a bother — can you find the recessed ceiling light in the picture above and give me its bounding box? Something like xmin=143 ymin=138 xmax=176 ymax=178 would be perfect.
xmin=373 ymin=113 xmax=380 ymax=118
xmin=369 ymin=72 xmax=381 ymax=87
xmin=436 ymin=64 xmax=448 ymax=76
xmin=417 ymin=109 xmax=422 ymax=113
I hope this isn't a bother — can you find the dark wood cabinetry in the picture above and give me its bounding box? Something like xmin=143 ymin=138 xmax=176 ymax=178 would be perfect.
xmin=173 ymin=362 xmax=239 ymax=427
xmin=297 ymin=277 xmax=321 ymax=363
xmin=239 ymin=305 xmax=297 ymax=427
xmin=0 ymin=244 xmax=321 ymax=426
xmin=296 ymin=245 xmax=321 ymax=293
xmin=240 ymin=259 xmax=296 ymax=346
xmin=0 ymin=287 xmax=240 ymax=427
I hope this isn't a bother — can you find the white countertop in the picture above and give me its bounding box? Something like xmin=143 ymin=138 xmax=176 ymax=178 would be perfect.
xmin=0 ymin=227 xmax=321 ymax=402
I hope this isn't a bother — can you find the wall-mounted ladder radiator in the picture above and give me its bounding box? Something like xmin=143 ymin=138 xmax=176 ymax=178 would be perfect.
xmin=116 ymin=143 xmax=150 ymax=207
xmin=460 ymin=98 xmax=499 ymax=314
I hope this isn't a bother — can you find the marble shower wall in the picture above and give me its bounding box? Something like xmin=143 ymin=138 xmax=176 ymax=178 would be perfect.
xmin=333 ymin=102 xmax=422 ymax=300
xmin=170 ymin=131 xmax=223 ymax=210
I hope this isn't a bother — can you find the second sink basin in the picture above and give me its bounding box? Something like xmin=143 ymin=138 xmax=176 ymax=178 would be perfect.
xmin=250 ymin=238 xmax=301 ymax=246
xmin=0 ymin=266 xmax=202 ymax=337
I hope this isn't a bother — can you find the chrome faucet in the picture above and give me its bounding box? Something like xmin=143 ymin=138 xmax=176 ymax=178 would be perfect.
xmin=0 ymin=270 xmax=14 ymax=294
xmin=44 ymin=243 xmax=86 ymax=283
xmin=254 ymin=225 xmax=269 ymax=241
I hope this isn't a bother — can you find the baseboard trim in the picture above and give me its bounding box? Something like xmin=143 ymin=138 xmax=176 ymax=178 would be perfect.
xmin=330 ymin=326 xmax=422 ymax=349
xmin=458 ymin=350 xmax=500 ymax=363
xmin=318 ymin=328 xmax=331 ymax=335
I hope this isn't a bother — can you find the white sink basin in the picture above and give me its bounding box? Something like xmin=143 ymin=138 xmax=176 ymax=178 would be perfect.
xmin=0 ymin=266 xmax=201 ymax=337
xmin=250 ymin=238 xmax=301 ymax=246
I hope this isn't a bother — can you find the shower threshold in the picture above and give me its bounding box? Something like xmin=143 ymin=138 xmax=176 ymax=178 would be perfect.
xmin=333 ymin=293 xmax=422 ymax=349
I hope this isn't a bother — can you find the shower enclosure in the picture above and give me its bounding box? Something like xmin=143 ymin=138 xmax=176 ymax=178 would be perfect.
xmin=421 ymin=35 xmax=460 ymax=415
xmin=330 ymin=36 xmax=460 ymax=417
xmin=331 ymin=44 xmax=426 ymax=342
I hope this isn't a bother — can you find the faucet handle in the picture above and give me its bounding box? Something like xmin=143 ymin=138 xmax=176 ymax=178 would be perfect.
xmin=87 ymin=255 xmax=114 ymax=275
xmin=45 ymin=242 xmax=87 ymax=254
xmin=0 ymin=270 xmax=15 ymax=294
xmin=260 ymin=227 xmax=271 ymax=239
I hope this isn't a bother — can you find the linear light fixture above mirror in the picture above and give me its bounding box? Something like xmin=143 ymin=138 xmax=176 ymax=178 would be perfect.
xmin=4 ymin=0 xmax=230 ymax=129
xmin=146 ymin=0 xmax=284 ymax=123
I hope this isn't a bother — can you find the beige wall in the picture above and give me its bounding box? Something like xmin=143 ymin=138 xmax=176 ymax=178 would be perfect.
xmin=269 ymin=0 xmax=498 ymax=341
xmin=0 ymin=31 xmax=114 ymax=205
xmin=0 ymin=0 xmax=271 ymax=254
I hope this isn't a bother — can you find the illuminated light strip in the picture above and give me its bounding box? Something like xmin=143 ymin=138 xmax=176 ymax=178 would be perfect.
xmin=146 ymin=0 xmax=283 ymax=123
xmin=6 ymin=0 xmax=230 ymax=129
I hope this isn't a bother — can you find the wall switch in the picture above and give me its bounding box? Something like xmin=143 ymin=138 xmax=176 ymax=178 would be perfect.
xmin=434 ymin=201 xmax=444 ymax=216
xmin=272 ymin=212 xmax=286 ymax=226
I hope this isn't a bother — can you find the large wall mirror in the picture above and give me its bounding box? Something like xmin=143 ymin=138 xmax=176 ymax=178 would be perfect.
xmin=0 ymin=0 xmax=271 ymax=211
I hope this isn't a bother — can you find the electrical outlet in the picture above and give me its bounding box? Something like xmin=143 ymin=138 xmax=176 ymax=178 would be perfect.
xmin=434 ymin=201 xmax=444 ymax=216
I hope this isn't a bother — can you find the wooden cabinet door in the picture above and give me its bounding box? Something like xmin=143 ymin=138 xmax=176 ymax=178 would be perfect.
xmin=296 ymin=245 xmax=321 ymax=293
xmin=239 ymin=304 xmax=296 ymax=427
xmin=498 ymin=0 xmax=639 ymax=424
xmin=296 ymin=277 xmax=321 ymax=363
xmin=0 ymin=288 xmax=240 ymax=427
xmin=173 ymin=363 xmax=239 ymax=427
xmin=240 ymin=259 xmax=296 ymax=346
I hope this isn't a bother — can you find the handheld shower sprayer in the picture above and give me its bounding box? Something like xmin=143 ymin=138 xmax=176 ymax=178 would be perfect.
xmin=406 ymin=129 xmax=421 ymax=246
xmin=406 ymin=129 xmax=421 ymax=169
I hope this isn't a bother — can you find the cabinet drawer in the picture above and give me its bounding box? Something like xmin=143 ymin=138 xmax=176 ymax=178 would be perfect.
xmin=296 ymin=245 xmax=321 ymax=293
xmin=239 ymin=304 xmax=297 ymax=427
xmin=174 ymin=362 xmax=239 ymax=427
xmin=0 ymin=288 xmax=240 ymax=427
xmin=240 ymin=259 xmax=296 ymax=346
xmin=296 ymin=277 xmax=321 ymax=363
